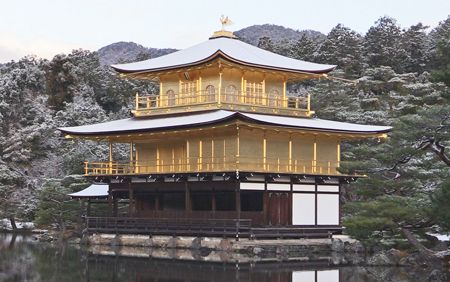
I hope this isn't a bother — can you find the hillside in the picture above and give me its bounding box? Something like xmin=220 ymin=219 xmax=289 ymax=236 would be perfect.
xmin=97 ymin=41 xmax=177 ymax=65
xmin=98 ymin=24 xmax=325 ymax=65
xmin=234 ymin=24 xmax=325 ymax=44
xmin=1 ymin=16 xmax=449 ymax=253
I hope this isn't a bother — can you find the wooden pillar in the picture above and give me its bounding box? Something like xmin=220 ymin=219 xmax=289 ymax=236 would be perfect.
xmin=289 ymin=180 xmax=293 ymax=225
xmin=156 ymin=145 xmax=160 ymax=173
xmin=337 ymin=142 xmax=341 ymax=169
xmin=307 ymin=94 xmax=311 ymax=113
xmin=339 ymin=184 xmax=342 ymax=226
xmin=211 ymin=139 xmax=214 ymax=170
xmin=313 ymin=137 xmax=317 ymax=173
xmin=129 ymin=142 xmax=133 ymax=160
xmin=236 ymin=125 xmax=240 ymax=171
xmin=288 ymin=134 xmax=292 ymax=172
xmin=113 ymin=197 xmax=118 ymax=217
xmin=241 ymin=73 xmax=244 ymax=103
xmin=262 ymin=75 xmax=266 ymax=98
xmin=235 ymin=181 xmax=241 ymax=212
xmin=263 ymin=180 xmax=269 ymax=225
xmin=128 ymin=182 xmax=134 ymax=216
xmin=186 ymin=140 xmax=190 ymax=171
xmin=155 ymin=188 xmax=160 ymax=211
xmin=185 ymin=182 xmax=191 ymax=213
xmin=199 ymin=140 xmax=203 ymax=171
xmin=235 ymin=181 xmax=241 ymax=241
xmin=129 ymin=142 xmax=134 ymax=174
xmin=135 ymin=93 xmax=139 ymax=110
xmin=218 ymin=72 xmax=223 ymax=104
xmin=211 ymin=186 xmax=216 ymax=215
xmin=108 ymin=185 xmax=113 ymax=216
xmin=314 ymin=182 xmax=318 ymax=227
xmin=199 ymin=75 xmax=202 ymax=102
xmin=263 ymin=132 xmax=267 ymax=171
xmin=108 ymin=142 xmax=113 ymax=174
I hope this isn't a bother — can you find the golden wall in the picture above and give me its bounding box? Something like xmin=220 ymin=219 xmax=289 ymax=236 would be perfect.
xmin=133 ymin=126 xmax=340 ymax=175
xmin=158 ymin=67 xmax=285 ymax=105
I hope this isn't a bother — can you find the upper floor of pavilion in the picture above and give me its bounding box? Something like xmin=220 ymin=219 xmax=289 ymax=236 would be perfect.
xmin=112 ymin=30 xmax=336 ymax=118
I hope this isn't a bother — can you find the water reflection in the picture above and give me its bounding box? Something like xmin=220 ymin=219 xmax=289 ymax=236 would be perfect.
xmin=88 ymin=255 xmax=340 ymax=282
xmin=0 ymin=233 xmax=447 ymax=282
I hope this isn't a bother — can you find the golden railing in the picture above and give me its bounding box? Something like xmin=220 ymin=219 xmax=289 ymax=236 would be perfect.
xmin=83 ymin=157 xmax=340 ymax=176
xmin=133 ymin=90 xmax=311 ymax=116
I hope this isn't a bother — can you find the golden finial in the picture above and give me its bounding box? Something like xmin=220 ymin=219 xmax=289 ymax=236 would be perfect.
xmin=210 ymin=15 xmax=237 ymax=39
xmin=220 ymin=15 xmax=233 ymax=31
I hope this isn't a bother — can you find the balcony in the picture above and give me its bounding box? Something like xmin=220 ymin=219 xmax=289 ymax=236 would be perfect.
xmin=132 ymin=90 xmax=312 ymax=117
xmin=84 ymin=157 xmax=340 ymax=176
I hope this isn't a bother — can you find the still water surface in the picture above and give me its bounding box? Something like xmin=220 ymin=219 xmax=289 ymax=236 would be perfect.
xmin=0 ymin=233 xmax=446 ymax=282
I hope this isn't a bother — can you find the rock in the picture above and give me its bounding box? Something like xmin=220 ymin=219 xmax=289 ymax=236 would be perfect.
xmin=367 ymin=249 xmax=404 ymax=266
xmin=176 ymin=237 xmax=196 ymax=249
xmin=67 ymin=237 xmax=81 ymax=244
xmin=253 ymin=247 xmax=263 ymax=255
xmin=34 ymin=233 xmax=54 ymax=242
xmin=118 ymin=235 xmax=151 ymax=247
xmin=191 ymin=237 xmax=202 ymax=250
xmin=151 ymin=236 xmax=172 ymax=248
xmin=433 ymin=241 xmax=448 ymax=252
xmin=344 ymin=241 xmax=365 ymax=253
xmin=200 ymin=237 xmax=222 ymax=249
xmin=427 ymin=269 xmax=448 ymax=282
xmin=89 ymin=233 xmax=116 ymax=245
xmin=218 ymin=239 xmax=232 ymax=251
xmin=331 ymin=238 xmax=345 ymax=253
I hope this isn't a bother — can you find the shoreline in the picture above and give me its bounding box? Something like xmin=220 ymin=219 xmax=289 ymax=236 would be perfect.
xmin=77 ymin=233 xmax=384 ymax=266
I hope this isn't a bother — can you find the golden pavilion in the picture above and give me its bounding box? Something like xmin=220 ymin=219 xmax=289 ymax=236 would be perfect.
xmin=59 ymin=27 xmax=391 ymax=238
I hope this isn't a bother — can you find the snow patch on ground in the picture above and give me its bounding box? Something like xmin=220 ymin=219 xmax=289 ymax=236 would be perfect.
xmin=0 ymin=219 xmax=35 ymax=231
xmin=427 ymin=232 xmax=450 ymax=242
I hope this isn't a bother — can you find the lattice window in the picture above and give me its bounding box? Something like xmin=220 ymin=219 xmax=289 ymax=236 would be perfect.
xmin=166 ymin=90 xmax=175 ymax=106
xmin=225 ymin=85 xmax=238 ymax=103
xmin=268 ymin=89 xmax=281 ymax=107
xmin=180 ymin=81 xmax=197 ymax=95
xmin=245 ymin=82 xmax=263 ymax=104
xmin=205 ymin=85 xmax=216 ymax=102
xmin=179 ymin=81 xmax=197 ymax=105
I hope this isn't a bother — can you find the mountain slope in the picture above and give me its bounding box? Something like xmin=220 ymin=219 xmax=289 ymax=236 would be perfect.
xmin=97 ymin=24 xmax=325 ymax=65
xmin=98 ymin=42 xmax=177 ymax=66
xmin=235 ymin=24 xmax=325 ymax=45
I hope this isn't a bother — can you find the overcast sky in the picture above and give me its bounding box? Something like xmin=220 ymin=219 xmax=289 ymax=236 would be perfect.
xmin=0 ymin=0 xmax=449 ymax=63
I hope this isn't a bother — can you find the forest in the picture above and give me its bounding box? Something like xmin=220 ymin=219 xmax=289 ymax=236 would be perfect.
xmin=0 ymin=16 xmax=449 ymax=253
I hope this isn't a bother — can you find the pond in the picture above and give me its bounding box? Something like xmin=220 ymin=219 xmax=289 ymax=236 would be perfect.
xmin=0 ymin=233 xmax=447 ymax=281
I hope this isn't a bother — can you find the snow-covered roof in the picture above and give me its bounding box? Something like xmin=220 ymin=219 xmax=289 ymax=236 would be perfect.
xmin=59 ymin=110 xmax=391 ymax=136
xmin=68 ymin=184 xmax=109 ymax=198
xmin=112 ymin=37 xmax=336 ymax=74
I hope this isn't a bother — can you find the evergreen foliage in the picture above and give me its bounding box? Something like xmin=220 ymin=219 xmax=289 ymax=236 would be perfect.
xmin=0 ymin=16 xmax=449 ymax=247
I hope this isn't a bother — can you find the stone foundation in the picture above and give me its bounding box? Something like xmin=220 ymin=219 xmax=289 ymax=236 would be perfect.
xmin=85 ymin=233 xmax=365 ymax=264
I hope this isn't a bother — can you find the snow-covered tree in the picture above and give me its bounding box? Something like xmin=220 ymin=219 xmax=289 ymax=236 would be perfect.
xmin=364 ymin=17 xmax=405 ymax=72
xmin=400 ymin=23 xmax=430 ymax=73
xmin=317 ymin=24 xmax=365 ymax=77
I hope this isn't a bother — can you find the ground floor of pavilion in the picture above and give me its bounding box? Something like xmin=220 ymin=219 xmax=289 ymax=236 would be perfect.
xmin=78 ymin=173 xmax=350 ymax=239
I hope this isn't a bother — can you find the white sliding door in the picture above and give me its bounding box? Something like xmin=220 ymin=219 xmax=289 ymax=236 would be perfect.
xmin=292 ymin=194 xmax=315 ymax=225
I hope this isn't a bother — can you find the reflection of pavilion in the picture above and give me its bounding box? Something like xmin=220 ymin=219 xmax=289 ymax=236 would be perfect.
xmin=60 ymin=26 xmax=391 ymax=238
xmin=87 ymin=255 xmax=340 ymax=282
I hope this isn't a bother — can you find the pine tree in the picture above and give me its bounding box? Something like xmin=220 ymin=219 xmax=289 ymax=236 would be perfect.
xmin=288 ymin=35 xmax=318 ymax=62
xmin=364 ymin=17 xmax=405 ymax=72
xmin=429 ymin=17 xmax=450 ymax=86
xmin=257 ymin=36 xmax=275 ymax=52
xmin=400 ymin=23 xmax=430 ymax=73
xmin=317 ymin=24 xmax=365 ymax=77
